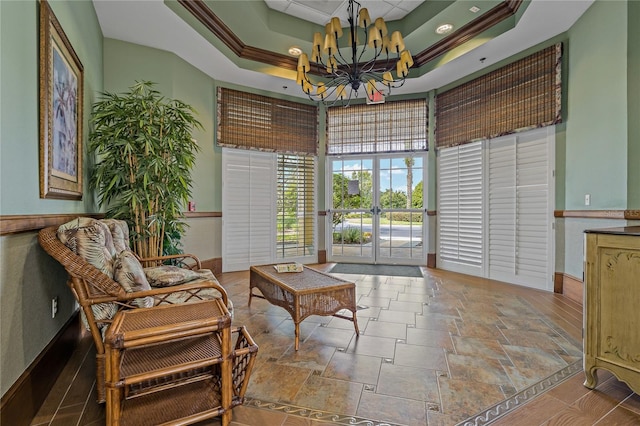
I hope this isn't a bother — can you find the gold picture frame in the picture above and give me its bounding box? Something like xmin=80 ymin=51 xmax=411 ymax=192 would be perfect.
xmin=39 ymin=0 xmax=83 ymax=200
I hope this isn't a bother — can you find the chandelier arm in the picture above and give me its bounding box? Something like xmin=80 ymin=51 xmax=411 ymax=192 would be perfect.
xmin=360 ymin=57 xmax=385 ymax=75
xmin=325 ymin=76 xmax=349 ymax=89
xmin=361 ymin=47 xmax=399 ymax=76
xmin=332 ymin=36 xmax=354 ymax=76
xmin=366 ymin=53 xmax=397 ymax=74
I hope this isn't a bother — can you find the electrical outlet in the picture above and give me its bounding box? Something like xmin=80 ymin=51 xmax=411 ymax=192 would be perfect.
xmin=585 ymin=194 xmax=591 ymax=206
xmin=51 ymin=297 xmax=58 ymax=319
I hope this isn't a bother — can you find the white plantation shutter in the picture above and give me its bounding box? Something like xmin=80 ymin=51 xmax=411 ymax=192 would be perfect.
xmin=437 ymin=141 xmax=483 ymax=274
xmin=458 ymin=143 xmax=484 ymax=265
xmin=437 ymin=127 xmax=554 ymax=291
xmin=488 ymin=137 xmax=517 ymax=276
xmin=222 ymin=149 xmax=276 ymax=272
xmin=515 ymin=131 xmax=551 ymax=284
xmin=488 ymin=129 xmax=553 ymax=289
xmin=438 ymin=147 xmax=460 ymax=262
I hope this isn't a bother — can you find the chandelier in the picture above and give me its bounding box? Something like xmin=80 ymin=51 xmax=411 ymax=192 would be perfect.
xmin=296 ymin=0 xmax=414 ymax=104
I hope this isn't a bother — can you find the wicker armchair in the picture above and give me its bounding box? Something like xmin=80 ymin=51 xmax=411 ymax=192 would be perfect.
xmin=38 ymin=222 xmax=232 ymax=403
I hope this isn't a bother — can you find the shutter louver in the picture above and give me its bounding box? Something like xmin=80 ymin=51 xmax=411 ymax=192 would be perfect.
xmin=457 ymin=142 xmax=483 ymax=266
xmin=515 ymin=134 xmax=549 ymax=282
xmin=438 ymin=141 xmax=483 ymax=269
xmin=488 ymin=137 xmax=517 ymax=275
xmin=222 ymin=149 xmax=276 ymax=272
xmin=487 ymin=129 xmax=551 ymax=289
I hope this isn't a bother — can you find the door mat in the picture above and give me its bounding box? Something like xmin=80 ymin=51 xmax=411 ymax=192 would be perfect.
xmin=329 ymin=263 xmax=423 ymax=277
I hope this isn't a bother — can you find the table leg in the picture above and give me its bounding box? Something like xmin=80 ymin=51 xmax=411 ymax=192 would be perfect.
xmin=294 ymin=322 xmax=300 ymax=351
xmin=352 ymin=311 xmax=360 ymax=336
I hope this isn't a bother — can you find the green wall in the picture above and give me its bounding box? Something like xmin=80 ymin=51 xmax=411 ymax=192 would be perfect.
xmin=104 ymin=38 xmax=224 ymax=212
xmin=0 ymin=0 xmax=103 ymax=215
xmin=565 ymin=0 xmax=628 ymax=210
xmin=628 ymin=0 xmax=640 ymax=209
xmin=557 ymin=0 xmax=640 ymax=279
xmin=0 ymin=0 xmax=103 ymax=397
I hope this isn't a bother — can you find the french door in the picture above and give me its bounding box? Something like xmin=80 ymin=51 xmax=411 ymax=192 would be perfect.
xmin=328 ymin=154 xmax=426 ymax=265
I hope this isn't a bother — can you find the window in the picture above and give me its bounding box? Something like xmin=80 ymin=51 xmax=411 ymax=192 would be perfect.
xmin=327 ymin=99 xmax=427 ymax=155
xmin=222 ymin=150 xmax=317 ymax=272
xmin=277 ymin=154 xmax=316 ymax=259
xmin=218 ymin=88 xmax=319 ymax=270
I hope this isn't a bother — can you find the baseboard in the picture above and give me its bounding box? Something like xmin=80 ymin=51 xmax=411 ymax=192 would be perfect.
xmin=554 ymin=272 xmax=583 ymax=305
xmin=0 ymin=312 xmax=82 ymax=426
xmin=427 ymin=253 xmax=436 ymax=268
xmin=201 ymin=257 xmax=222 ymax=276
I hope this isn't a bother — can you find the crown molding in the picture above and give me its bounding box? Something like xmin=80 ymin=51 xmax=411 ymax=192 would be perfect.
xmin=178 ymin=0 xmax=524 ymax=76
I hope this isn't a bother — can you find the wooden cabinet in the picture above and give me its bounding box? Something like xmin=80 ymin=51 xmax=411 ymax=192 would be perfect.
xmin=584 ymin=227 xmax=640 ymax=394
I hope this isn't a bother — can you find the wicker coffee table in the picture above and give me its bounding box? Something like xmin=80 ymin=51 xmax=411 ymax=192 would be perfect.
xmin=249 ymin=264 xmax=359 ymax=350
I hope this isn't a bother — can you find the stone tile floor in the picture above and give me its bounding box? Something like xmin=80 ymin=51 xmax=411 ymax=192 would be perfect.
xmin=225 ymin=268 xmax=583 ymax=425
xmin=32 ymin=266 xmax=640 ymax=425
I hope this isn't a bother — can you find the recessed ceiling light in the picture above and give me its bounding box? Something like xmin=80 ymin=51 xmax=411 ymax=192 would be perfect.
xmin=288 ymin=46 xmax=303 ymax=56
xmin=470 ymin=6 xmax=480 ymax=13
xmin=436 ymin=24 xmax=453 ymax=35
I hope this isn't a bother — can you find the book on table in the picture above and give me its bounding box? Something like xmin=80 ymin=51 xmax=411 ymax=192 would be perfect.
xmin=273 ymin=263 xmax=303 ymax=273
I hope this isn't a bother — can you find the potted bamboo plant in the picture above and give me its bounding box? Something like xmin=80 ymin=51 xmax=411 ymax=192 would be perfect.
xmin=88 ymin=81 xmax=201 ymax=258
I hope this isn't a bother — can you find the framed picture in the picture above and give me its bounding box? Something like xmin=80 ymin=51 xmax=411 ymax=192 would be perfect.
xmin=39 ymin=0 xmax=83 ymax=199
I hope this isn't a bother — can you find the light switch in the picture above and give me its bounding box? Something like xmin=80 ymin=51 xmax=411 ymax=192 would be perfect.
xmin=585 ymin=194 xmax=591 ymax=206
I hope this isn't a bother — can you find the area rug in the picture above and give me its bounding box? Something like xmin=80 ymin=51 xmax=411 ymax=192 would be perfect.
xmin=329 ymin=263 xmax=423 ymax=277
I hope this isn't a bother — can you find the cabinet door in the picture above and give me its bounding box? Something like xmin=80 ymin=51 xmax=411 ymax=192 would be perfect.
xmin=594 ymin=235 xmax=640 ymax=369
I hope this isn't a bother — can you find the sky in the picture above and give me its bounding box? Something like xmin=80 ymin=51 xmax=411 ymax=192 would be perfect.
xmin=332 ymin=156 xmax=424 ymax=193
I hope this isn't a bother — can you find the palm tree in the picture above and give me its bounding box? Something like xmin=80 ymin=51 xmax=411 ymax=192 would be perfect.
xmin=404 ymin=157 xmax=414 ymax=209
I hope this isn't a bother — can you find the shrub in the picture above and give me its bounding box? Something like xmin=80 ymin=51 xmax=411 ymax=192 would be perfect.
xmin=384 ymin=212 xmax=423 ymax=223
xmin=333 ymin=227 xmax=371 ymax=244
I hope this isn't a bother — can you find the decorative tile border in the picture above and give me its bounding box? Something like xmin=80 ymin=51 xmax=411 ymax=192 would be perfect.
xmin=244 ymin=359 xmax=581 ymax=426
xmin=457 ymin=359 xmax=583 ymax=426
xmin=243 ymin=398 xmax=401 ymax=425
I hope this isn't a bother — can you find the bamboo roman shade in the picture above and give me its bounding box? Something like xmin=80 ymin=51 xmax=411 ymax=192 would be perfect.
xmin=217 ymin=87 xmax=319 ymax=155
xmin=435 ymin=43 xmax=562 ymax=148
xmin=327 ymin=98 xmax=428 ymax=155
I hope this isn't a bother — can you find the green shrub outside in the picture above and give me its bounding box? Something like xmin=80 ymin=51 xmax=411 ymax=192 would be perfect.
xmin=332 ymin=227 xmax=372 ymax=244
xmin=384 ymin=212 xmax=423 ymax=223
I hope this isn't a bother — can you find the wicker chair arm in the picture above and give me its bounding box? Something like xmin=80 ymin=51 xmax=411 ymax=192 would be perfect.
xmin=126 ymin=280 xmax=229 ymax=307
xmin=137 ymin=253 xmax=202 ymax=270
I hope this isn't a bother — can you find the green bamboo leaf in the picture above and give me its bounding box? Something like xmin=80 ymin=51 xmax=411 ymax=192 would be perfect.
xmin=89 ymin=81 xmax=200 ymax=257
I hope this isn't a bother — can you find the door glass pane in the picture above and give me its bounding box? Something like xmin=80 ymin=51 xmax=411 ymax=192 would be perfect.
xmin=331 ymin=158 xmax=374 ymax=261
xmin=331 ymin=211 xmax=373 ymax=258
xmin=332 ymin=158 xmax=373 ymax=210
xmin=378 ymin=156 xmax=424 ymax=261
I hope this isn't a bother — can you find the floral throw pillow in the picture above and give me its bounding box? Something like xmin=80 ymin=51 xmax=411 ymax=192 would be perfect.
xmin=113 ymin=250 xmax=153 ymax=308
xmin=144 ymin=265 xmax=203 ymax=287
xmin=101 ymin=219 xmax=130 ymax=254
xmin=57 ymin=217 xmax=116 ymax=278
